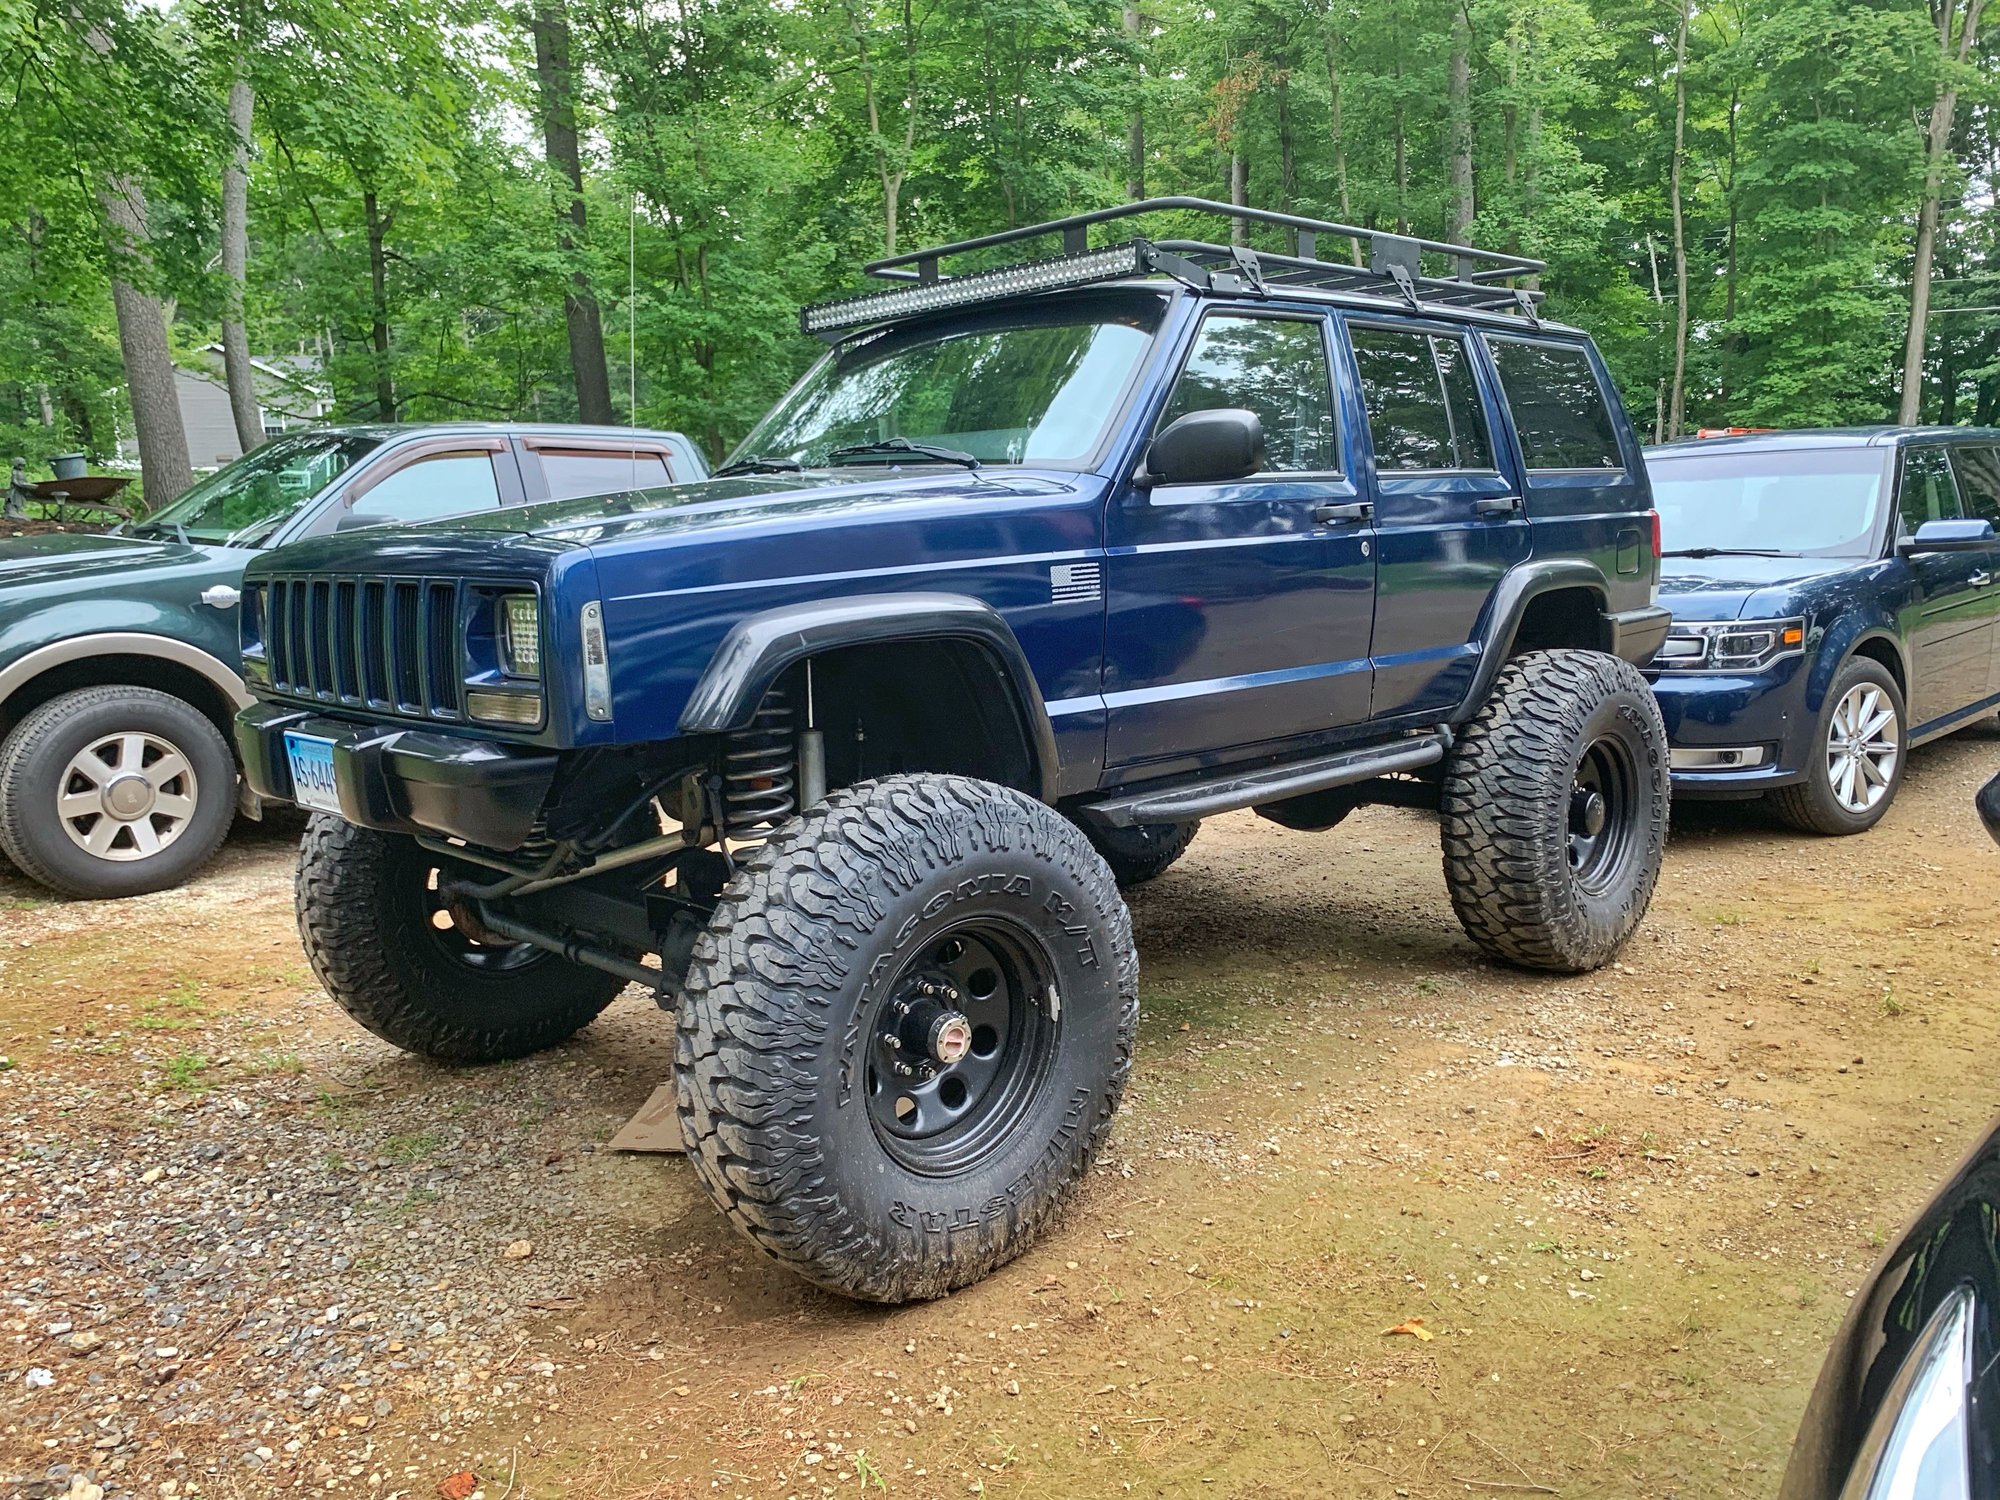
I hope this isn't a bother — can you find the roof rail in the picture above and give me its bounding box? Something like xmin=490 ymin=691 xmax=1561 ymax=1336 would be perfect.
xmin=801 ymin=197 xmax=1545 ymax=337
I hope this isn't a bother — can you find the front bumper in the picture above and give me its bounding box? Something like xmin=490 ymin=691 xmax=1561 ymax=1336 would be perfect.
xmin=236 ymin=702 xmax=557 ymax=850
xmin=1648 ymin=656 xmax=1811 ymax=796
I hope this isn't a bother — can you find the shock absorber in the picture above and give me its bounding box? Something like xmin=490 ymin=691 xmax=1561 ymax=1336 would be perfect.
xmin=720 ymin=690 xmax=798 ymax=837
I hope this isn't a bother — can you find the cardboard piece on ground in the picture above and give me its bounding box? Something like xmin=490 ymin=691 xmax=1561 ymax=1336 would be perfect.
xmin=607 ymin=1083 xmax=685 ymax=1154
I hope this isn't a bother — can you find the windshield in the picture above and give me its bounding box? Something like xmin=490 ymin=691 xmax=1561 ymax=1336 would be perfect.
xmin=1649 ymin=447 xmax=1891 ymax=559
xmin=732 ymin=297 xmax=1165 ymax=469
xmin=135 ymin=432 xmax=382 ymax=546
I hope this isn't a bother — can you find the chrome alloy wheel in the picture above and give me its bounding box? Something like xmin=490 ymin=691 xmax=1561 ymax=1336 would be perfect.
xmin=1825 ymin=682 xmax=1899 ymax=815
xmin=56 ymin=731 xmax=200 ymax=861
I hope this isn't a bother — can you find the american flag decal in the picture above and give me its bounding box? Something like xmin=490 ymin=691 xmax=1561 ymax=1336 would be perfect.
xmin=1050 ymin=561 xmax=1103 ymax=604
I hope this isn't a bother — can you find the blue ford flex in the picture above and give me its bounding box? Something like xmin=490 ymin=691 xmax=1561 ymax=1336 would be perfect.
xmin=1648 ymin=428 xmax=2000 ymax=834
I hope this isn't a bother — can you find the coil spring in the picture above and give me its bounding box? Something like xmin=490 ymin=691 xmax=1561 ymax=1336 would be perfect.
xmin=721 ymin=691 xmax=797 ymax=837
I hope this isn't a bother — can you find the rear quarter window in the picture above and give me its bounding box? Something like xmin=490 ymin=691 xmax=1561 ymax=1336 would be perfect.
xmin=1488 ymin=339 xmax=1623 ymax=471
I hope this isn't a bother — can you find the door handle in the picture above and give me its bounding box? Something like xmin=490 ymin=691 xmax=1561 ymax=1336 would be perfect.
xmin=1972 ymin=571 xmax=1993 ymax=588
xmin=1472 ymin=495 xmax=1523 ymax=517
xmin=1313 ymin=501 xmax=1372 ymax=525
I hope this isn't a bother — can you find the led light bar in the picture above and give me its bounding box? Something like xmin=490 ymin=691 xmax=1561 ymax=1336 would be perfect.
xmin=801 ymin=242 xmax=1154 ymax=336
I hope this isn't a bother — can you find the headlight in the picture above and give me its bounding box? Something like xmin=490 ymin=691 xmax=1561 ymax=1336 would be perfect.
xmin=1844 ymin=1286 xmax=1974 ymax=1500
xmin=1655 ymin=617 xmax=1804 ymax=672
xmin=498 ymin=594 xmax=541 ymax=678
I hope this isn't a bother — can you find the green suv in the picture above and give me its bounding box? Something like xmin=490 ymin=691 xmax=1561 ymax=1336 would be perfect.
xmin=0 ymin=423 xmax=704 ymax=898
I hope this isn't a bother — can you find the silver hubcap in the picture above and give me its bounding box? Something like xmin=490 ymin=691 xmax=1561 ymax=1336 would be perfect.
xmin=57 ymin=732 xmax=199 ymax=861
xmin=1825 ymin=683 xmax=1899 ymax=815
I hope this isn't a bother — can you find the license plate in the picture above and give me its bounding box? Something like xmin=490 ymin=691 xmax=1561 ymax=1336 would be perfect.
xmin=283 ymin=732 xmax=342 ymax=816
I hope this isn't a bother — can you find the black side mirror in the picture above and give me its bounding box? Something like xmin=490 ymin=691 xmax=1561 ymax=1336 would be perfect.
xmin=1143 ymin=408 xmax=1264 ymax=487
xmin=335 ymin=508 xmax=380 ymax=532
xmin=1898 ymin=517 xmax=1997 ymax=555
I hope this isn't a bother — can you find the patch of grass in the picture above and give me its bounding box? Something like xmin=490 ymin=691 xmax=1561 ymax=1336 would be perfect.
xmin=1701 ymin=907 xmax=1753 ymax=927
xmin=1414 ymin=976 xmax=1443 ymax=997
xmin=1880 ymin=985 xmax=1906 ymax=1018
xmin=137 ymin=980 xmax=207 ymax=1032
xmin=1528 ymin=1238 xmax=1567 ymax=1255
xmin=854 ymin=1450 xmax=887 ymax=1490
xmin=382 ymin=1129 xmax=443 ymax=1164
xmin=161 ymin=1051 xmax=208 ymax=1091
xmin=256 ymin=1050 xmax=306 ymax=1076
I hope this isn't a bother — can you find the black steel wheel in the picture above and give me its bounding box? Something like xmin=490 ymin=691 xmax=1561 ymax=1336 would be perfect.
xmin=296 ymin=816 xmax=626 ymax=1063
xmin=1566 ymin=732 xmax=1641 ymax=896
xmin=676 ymin=774 xmax=1138 ymax=1303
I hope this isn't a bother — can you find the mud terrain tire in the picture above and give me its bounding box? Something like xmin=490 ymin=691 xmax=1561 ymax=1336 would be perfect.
xmin=1081 ymin=819 xmax=1198 ymax=888
xmin=675 ymin=774 xmax=1138 ymax=1302
xmin=296 ymin=815 xmax=626 ymax=1063
xmin=1440 ymin=649 xmax=1668 ymax=973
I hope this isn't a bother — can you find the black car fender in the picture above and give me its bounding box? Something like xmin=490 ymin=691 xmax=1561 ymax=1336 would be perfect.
xmin=678 ymin=592 xmax=1062 ymax=802
xmin=1451 ymin=560 xmax=1668 ymax=725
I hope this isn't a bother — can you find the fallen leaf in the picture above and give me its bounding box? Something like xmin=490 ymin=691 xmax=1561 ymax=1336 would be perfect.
xmin=1382 ymin=1318 xmax=1434 ymax=1342
xmin=436 ymin=1473 xmax=478 ymax=1500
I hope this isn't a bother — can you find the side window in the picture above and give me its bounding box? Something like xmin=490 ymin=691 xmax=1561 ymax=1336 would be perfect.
xmin=1156 ymin=314 xmax=1337 ymax=473
xmin=1349 ymin=326 xmax=1495 ymax=472
xmin=1948 ymin=446 xmax=2000 ymax=526
xmin=347 ymin=452 xmax=502 ymax=526
xmin=539 ymin=449 xmax=674 ymax=501
xmin=1898 ymin=448 xmax=1961 ymax=536
xmin=1488 ymin=338 xmax=1623 ymax=470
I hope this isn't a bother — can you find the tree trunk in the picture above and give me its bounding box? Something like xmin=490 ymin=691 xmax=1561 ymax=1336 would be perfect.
xmin=1229 ymin=151 xmax=1248 ymax=244
xmin=1124 ymin=6 xmax=1145 ymax=198
xmin=1321 ymin=28 xmax=1360 ymax=264
xmin=1447 ymin=2 xmax=1475 ymax=242
xmin=220 ymin=70 xmax=262 ymax=454
xmin=1668 ymin=1 xmax=1691 ymax=437
xmin=1275 ymin=21 xmax=1295 ymax=212
xmin=101 ymin=177 xmax=192 ymax=506
xmin=362 ymin=189 xmax=396 ymax=421
xmin=529 ymin=0 xmax=614 ymax=424
xmin=1899 ymin=0 xmax=1985 ymax=424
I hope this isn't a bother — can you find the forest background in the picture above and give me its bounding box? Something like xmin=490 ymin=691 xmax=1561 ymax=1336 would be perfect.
xmin=2 ymin=0 xmax=1993 ymax=508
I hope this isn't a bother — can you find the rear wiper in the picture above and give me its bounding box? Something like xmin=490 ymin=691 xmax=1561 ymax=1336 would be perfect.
xmin=1661 ymin=547 xmax=1785 ymax=559
xmin=826 ymin=438 xmax=980 ymax=470
xmin=713 ymin=455 xmax=805 ymax=478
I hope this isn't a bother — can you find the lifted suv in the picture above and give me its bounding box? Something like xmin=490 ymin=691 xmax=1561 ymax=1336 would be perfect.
xmin=236 ymin=200 xmax=1671 ymax=1302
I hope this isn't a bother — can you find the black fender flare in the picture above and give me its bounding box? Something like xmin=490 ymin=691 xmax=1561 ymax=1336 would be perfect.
xmin=1451 ymin=559 xmax=1653 ymax=725
xmin=677 ymin=592 xmax=1062 ymax=802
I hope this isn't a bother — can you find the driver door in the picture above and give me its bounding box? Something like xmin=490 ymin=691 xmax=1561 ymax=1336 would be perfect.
xmin=1103 ymin=307 xmax=1376 ymax=771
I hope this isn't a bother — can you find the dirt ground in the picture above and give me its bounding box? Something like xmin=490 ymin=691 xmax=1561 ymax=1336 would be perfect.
xmin=4 ymin=727 xmax=1998 ymax=1500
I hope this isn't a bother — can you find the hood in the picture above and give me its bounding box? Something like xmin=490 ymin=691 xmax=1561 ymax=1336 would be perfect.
xmin=395 ymin=467 xmax=1087 ymax=550
xmin=0 ymin=531 xmax=253 ymax=595
xmin=1657 ymin=554 xmax=1851 ymax=622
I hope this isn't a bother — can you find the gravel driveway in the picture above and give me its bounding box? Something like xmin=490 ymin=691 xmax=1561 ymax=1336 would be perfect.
xmin=4 ymin=724 xmax=1998 ymax=1499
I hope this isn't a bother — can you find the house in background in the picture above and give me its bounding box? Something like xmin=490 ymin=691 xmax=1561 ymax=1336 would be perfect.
xmin=121 ymin=346 xmax=333 ymax=469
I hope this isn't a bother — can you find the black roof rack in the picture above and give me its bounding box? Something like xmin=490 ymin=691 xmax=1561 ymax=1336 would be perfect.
xmin=801 ymin=196 xmax=1546 ymax=338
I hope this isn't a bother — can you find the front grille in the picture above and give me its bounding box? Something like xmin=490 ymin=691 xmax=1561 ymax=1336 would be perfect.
xmin=253 ymin=574 xmax=464 ymax=719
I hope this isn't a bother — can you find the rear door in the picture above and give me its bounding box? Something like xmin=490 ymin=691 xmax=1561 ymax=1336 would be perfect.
xmin=1342 ymin=318 xmax=1528 ymax=718
xmin=1895 ymin=446 xmax=1992 ymax=727
xmin=1103 ymin=306 xmax=1375 ymax=768
xmin=1942 ymin=445 xmax=2000 ymax=705
xmin=517 ymin=437 xmax=693 ymax=502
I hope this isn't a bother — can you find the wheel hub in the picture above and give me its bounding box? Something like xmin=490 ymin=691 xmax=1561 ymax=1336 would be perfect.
xmin=1570 ymin=787 xmax=1607 ymax=839
xmin=864 ymin=924 xmax=1058 ymax=1172
xmin=101 ymin=773 xmax=157 ymax=821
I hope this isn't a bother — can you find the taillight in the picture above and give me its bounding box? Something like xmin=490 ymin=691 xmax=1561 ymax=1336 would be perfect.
xmin=1649 ymin=510 xmax=1662 ymax=558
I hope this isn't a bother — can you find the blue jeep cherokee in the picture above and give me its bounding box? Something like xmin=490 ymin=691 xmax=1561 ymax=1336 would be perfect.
xmin=235 ymin=200 xmax=1670 ymax=1300
xmin=1649 ymin=428 xmax=2000 ymax=834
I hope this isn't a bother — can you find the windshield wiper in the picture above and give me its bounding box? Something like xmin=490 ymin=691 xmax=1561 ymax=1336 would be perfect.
xmin=1661 ymin=547 xmax=1786 ymax=559
xmin=826 ymin=438 xmax=980 ymax=470
xmin=713 ymin=455 xmax=805 ymax=478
